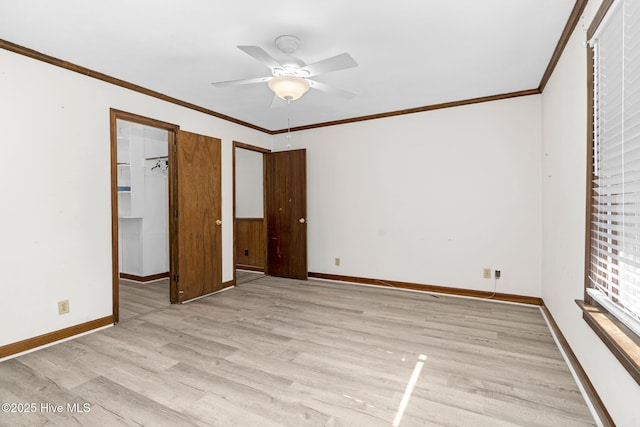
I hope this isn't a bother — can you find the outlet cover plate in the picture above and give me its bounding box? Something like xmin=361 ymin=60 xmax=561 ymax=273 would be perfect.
xmin=58 ymin=300 xmax=69 ymax=315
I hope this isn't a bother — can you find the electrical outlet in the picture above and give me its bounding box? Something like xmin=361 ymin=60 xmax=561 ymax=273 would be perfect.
xmin=58 ymin=300 xmax=69 ymax=315
xmin=495 ymin=270 xmax=501 ymax=279
xmin=335 ymin=257 xmax=341 ymax=266
xmin=483 ymin=268 xmax=491 ymax=279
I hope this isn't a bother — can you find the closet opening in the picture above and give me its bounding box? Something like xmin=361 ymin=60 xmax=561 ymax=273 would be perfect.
xmin=110 ymin=110 xmax=178 ymax=322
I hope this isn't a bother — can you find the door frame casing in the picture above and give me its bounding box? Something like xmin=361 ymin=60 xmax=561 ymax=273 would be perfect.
xmin=232 ymin=141 xmax=271 ymax=285
xmin=109 ymin=109 xmax=179 ymax=322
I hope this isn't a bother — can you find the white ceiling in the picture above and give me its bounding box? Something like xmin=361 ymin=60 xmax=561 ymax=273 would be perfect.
xmin=0 ymin=0 xmax=577 ymax=132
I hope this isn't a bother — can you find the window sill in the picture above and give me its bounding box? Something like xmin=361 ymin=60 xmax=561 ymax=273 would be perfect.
xmin=576 ymin=299 xmax=640 ymax=386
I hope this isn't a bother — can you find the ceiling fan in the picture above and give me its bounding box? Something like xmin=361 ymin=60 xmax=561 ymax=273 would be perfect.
xmin=212 ymin=35 xmax=358 ymax=104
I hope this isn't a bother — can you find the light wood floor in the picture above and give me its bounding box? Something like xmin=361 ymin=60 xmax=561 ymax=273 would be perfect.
xmin=236 ymin=270 xmax=265 ymax=285
xmin=0 ymin=277 xmax=595 ymax=426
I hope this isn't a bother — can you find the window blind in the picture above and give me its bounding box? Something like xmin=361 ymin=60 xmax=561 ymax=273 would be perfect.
xmin=589 ymin=0 xmax=640 ymax=337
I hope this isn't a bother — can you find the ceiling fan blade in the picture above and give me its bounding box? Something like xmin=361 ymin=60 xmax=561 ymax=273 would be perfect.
xmin=308 ymin=79 xmax=356 ymax=99
xmin=238 ymin=45 xmax=284 ymax=70
xmin=300 ymin=53 xmax=358 ymax=77
xmin=211 ymin=76 xmax=271 ymax=87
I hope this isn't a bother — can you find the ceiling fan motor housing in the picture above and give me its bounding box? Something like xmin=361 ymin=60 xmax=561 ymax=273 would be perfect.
xmin=274 ymin=35 xmax=301 ymax=55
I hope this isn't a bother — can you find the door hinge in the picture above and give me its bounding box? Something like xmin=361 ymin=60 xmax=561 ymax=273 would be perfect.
xmin=173 ymin=142 xmax=177 ymax=153
xmin=173 ymin=209 xmax=178 ymax=218
xmin=173 ymin=274 xmax=179 ymax=282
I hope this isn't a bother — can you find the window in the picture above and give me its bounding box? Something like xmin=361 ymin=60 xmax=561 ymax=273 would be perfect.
xmin=588 ymin=0 xmax=640 ymax=336
xmin=584 ymin=0 xmax=640 ymax=384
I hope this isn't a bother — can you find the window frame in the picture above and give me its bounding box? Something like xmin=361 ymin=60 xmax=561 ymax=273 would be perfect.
xmin=581 ymin=0 xmax=640 ymax=386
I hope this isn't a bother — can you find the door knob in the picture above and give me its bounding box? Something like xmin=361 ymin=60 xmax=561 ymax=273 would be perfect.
xmin=299 ymin=218 xmax=306 ymax=224
xmin=216 ymin=219 xmax=222 ymax=226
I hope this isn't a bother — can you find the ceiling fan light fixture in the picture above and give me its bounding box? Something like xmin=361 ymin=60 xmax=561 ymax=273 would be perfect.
xmin=268 ymin=76 xmax=310 ymax=101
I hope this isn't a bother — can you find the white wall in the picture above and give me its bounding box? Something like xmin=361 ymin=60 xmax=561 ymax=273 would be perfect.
xmin=541 ymin=0 xmax=640 ymax=425
xmin=141 ymin=125 xmax=170 ymax=276
xmin=5 ymin=14 xmax=637 ymax=423
xmin=0 ymin=48 xmax=271 ymax=347
xmin=274 ymin=95 xmax=543 ymax=297
xmin=235 ymin=147 xmax=264 ymax=218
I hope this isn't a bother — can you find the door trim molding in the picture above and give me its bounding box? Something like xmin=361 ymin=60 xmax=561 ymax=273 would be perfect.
xmin=232 ymin=141 xmax=271 ymax=285
xmin=109 ymin=109 xmax=179 ymax=322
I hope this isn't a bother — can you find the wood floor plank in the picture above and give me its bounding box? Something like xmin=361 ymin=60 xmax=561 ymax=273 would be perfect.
xmin=184 ymin=394 xmax=287 ymax=427
xmin=236 ymin=270 xmax=265 ymax=285
xmin=166 ymin=362 xmax=331 ymax=426
xmin=0 ymin=360 xmax=122 ymax=427
xmin=70 ymin=376 xmax=197 ymax=426
xmin=287 ymin=381 xmax=400 ymax=427
xmin=0 ymin=276 xmax=596 ymax=426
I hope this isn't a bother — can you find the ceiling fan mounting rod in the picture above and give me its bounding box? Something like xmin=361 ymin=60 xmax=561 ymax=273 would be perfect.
xmin=274 ymin=35 xmax=301 ymax=55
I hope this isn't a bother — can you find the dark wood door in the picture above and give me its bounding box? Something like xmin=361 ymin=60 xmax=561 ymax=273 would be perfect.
xmin=172 ymin=130 xmax=222 ymax=302
xmin=265 ymin=149 xmax=307 ymax=279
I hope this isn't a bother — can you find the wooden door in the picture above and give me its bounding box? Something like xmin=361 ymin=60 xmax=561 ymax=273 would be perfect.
xmin=265 ymin=149 xmax=307 ymax=279
xmin=171 ymin=130 xmax=222 ymax=302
